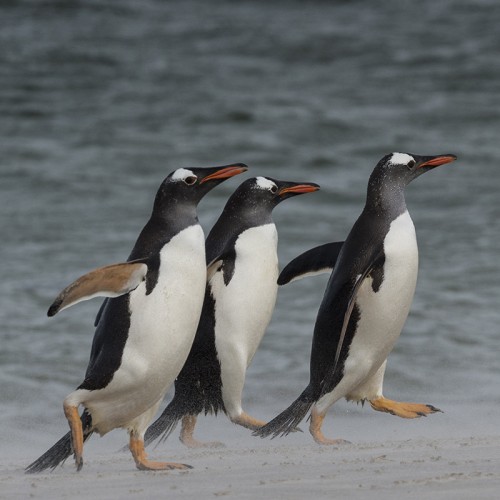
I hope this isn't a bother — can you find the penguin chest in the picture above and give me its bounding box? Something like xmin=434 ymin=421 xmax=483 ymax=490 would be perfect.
xmin=346 ymin=211 xmax=418 ymax=378
xmin=126 ymin=224 xmax=206 ymax=382
xmin=85 ymin=224 xmax=207 ymax=429
xmin=212 ymin=224 xmax=279 ymax=366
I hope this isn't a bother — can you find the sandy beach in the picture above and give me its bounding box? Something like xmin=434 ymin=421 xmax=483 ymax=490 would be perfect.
xmin=2 ymin=405 xmax=499 ymax=499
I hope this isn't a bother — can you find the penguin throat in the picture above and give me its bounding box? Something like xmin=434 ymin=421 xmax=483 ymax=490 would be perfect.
xmin=223 ymin=198 xmax=274 ymax=226
xmin=152 ymin=200 xmax=198 ymax=226
xmin=366 ymin=177 xmax=407 ymax=216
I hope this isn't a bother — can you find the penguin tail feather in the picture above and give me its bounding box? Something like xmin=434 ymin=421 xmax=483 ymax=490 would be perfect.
xmin=25 ymin=411 xmax=93 ymax=474
xmin=253 ymin=388 xmax=315 ymax=439
xmin=144 ymin=378 xmax=225 ymax=448
xmin=143 ymin=404 xmax=183 ymax=448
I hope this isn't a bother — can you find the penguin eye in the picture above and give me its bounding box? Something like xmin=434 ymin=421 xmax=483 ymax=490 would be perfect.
xmin=184 ymin=176 xmax=197 ymax=186
xmin=270 ymin=185 xmax=278 ymax=194
xmin=407 ymin=160 xmax=416 ymax=169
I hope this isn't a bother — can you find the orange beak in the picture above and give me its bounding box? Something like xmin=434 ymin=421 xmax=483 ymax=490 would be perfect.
xmin=200 ymin=164 xmax=248 ymax=184
xmin=419 ymin=154 xmax=457 ymax=168
xmin=278 ymin=184 xmax=320 ymax=196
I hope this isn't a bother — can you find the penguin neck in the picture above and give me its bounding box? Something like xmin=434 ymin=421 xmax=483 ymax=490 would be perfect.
xmin=129 ymin=203 xmax=198 ymax=261
xmin=230 ymin=193 xmax=275 ymax=223
xmin=151 ymin=200 xmax=198 ymax=228
xmin=365 ymin=175 xmax=407 ymax=218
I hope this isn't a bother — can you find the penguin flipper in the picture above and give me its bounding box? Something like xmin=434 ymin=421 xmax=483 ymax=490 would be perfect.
xmin=206 ymin=247 xmax=236 ymax=285
xmin=94 ymin=298 xmax=108 ymax=327
xmin=207 ymin=259 xmax=223 ymax=281
xmin=48 ymin=259 xmax=148 ymax=317
xmin=278 ymin=242 xmax=344 ymax=285
xmin=321 ymin=248 xmax=385 ymax=394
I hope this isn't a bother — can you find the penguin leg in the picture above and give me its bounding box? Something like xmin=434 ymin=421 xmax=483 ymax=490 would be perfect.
xmin=219 ymin=356 xmax=266 ymax=431
xmin=179 ymin=415 xmax=224 ymax=448
xmin=229 ymin=412 xmax=267 ymax=431
xmin=63 ymin=403 xmax=84 ymax=471
xmin=369 ymin=397 xmax=441 ymax=418
xmin=347 ymin=362 xmax=440 ymax=418
xmin=129 ymin=433 xmax=192 ymax=471
xmin=309 ymin=407 xmax=351 ymax=446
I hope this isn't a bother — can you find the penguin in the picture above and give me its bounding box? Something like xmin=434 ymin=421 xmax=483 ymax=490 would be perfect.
xmin=25 ymin=163 xmax=247 ymax=473
xmin=254 ymin=153 xmax=457 ymax=444
xmin=143 ymin=176 xmax=320 ymax=448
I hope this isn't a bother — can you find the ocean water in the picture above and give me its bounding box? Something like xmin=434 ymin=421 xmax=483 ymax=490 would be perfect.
xmin=1 ymin=0 xmax=499 ymax=457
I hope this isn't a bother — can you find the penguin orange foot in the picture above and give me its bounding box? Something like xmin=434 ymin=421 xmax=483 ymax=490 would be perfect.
xmin=230 ymin=412 xmax=267 ymax=431
xmin=130 ymin=435 xmax=192 ymax=471
xmin=179 ymin=416 xmax=224 ymax=448
xmin=63 ymin=403 xmax=84 ymax=471
xmin=369 ymin=397 xmax=441 ymax=418
xmin=309 ymin=408 xmax=351 ymax=446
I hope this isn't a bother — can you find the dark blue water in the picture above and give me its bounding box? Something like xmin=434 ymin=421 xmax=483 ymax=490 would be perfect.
xmin=1 ymin=0 xmax=499 ymax=457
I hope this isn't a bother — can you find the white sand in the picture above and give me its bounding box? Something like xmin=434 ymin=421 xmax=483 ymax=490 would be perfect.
xmin=2 ymin=404 xmax=500 ymax=499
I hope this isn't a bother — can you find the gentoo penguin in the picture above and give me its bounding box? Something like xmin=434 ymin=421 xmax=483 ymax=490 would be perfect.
xmin=254 ymin=153 xmax=456 ymax=444
xmin=144 ymin=177 xmax=320 ymax=448
xmin=26 ymin=163 xmax=247 ymax=473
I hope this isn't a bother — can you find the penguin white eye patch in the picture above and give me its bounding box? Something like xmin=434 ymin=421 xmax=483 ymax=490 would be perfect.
xmin=171 ymin=168 xmax=196 ymax=182
xmin=255 ymin=176 xmax=278 ymax=191
xmin=388 ymin=152 xmax=415 ymax=167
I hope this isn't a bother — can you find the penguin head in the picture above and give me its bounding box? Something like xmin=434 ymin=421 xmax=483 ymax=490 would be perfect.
xmin=225 ymin=176 xmax=320 ymax=218
xmin=152 ymin=163 xmax=248 ymax=216
xmin=373 ymin=152 xmax=457 ymax=187
xmin=223 ymin=177 xmax=319 ymax=226
xmin=366 ymin=152 xmax=457 ymax=212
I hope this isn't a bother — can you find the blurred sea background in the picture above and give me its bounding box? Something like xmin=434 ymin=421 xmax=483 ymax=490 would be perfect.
xmin=1 ymin=0 xmax=499 ymax=460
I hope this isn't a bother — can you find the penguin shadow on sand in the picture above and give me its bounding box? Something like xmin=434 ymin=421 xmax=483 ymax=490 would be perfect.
xmin=254 ymin=152 xmax=456 ymax=445
xmin=26 ymin=163 xmax=248 ymax=473
xmin=144 ymin=176 xmax=320 ymax=449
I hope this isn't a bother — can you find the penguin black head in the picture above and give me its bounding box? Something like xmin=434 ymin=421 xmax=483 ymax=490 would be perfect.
xmin=152 ymin=163 xmax=248 ymax=217
xmin=372 ymin=152 xmax=457 ymax=187
xmin=225 ymin=176 xmax=320 ymax=219
xmin=366 ymin=152 xmax=456 ymax=212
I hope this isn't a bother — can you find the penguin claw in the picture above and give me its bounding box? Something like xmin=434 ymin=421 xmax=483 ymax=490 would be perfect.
xmin=426 ymin=404 xmax=443 ymax=413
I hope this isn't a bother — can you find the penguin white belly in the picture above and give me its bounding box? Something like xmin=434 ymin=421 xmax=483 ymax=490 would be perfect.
xmin=68 ymin=225 xmax=206 ymax=434
xmin=212 ymin=224 xmax=279 ymax=413
xmin=318 ymin=211 xmax=418 ymax=410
